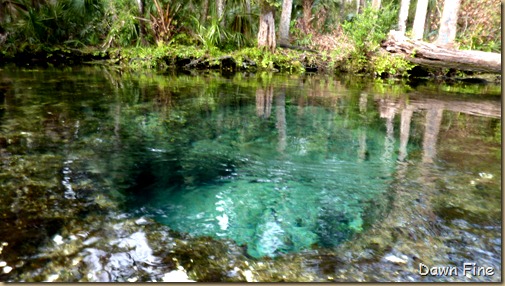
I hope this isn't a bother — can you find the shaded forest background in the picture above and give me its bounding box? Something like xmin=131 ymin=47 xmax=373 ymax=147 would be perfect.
xmin=0 ymin=0 xmax=501 ymax=74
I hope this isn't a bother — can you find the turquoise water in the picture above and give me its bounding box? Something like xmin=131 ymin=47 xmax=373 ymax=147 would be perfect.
xmin=0 ymin=67 xmax=500 ymax=281
xmin=124 ymin=89 xmax=400 ymax=258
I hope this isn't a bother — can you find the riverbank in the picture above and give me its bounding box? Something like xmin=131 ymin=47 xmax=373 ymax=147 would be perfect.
xmin=0 ymin=44 xmax=501 ymax=83
xmin=0 ymin=44 xmax=344 ymax=72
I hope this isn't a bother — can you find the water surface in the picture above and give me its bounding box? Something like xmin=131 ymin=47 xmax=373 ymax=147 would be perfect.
xmin=0 ymin=67 xmax=501 ymax=282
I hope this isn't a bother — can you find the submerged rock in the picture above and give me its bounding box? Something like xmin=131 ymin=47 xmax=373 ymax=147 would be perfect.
xmin=161 ymin=267 xmax=195 ymax=282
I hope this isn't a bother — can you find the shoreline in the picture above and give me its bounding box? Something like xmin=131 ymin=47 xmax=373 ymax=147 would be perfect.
xmin=0 ymin=45 xmax=501 ymax=84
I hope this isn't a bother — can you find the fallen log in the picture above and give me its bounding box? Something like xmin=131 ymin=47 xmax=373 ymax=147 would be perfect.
xmin=381 ymin=30 xmax=501 ymax=74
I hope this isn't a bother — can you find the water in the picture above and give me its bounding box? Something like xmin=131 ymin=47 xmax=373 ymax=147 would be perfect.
xmin=0 ymin=66 xmax=501 ymax=282
xmin=127 ymin=92 xmax=398 ymax=258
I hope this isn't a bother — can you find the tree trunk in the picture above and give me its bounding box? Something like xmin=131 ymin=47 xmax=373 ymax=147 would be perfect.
xmin=397 ymin=0 xmax=410 ymax=35
xmin=412 ymin=0 xmax=429 ymax=40
xmin=357 ymin=0 xmax=365 ymax=14
xmin=371 ymin=0 xmax=381 ymax=10
xmin=257 ymin=1 xmax=276 ymax=52
xmin=340 ymin=0 xmax=346 ymax=22
xmin=217 ymin=0 xmax=225 ymax=27
xmin=201 ymin=0 xmax=209 ymax=24
xmin=382 ymin=31 xmax=502 ymax=73
xmin=435 ymin=0 xmax=461 ymax=47
xmin=302 ymin=0 xmax=313 ymax=33
xmin=136 ymin=0 xmax=147 ymax=45
xmin=279 ymin=0 xmax=293 ymax=46
xmin=246 ymin=0 xmax=252 ymax=25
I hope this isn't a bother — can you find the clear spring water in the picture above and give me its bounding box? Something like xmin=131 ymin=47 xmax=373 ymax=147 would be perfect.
xmin=122 ymin=83 xmax=400 ymax=258
xmin=0 ymin=67 xmax=500 ymax=281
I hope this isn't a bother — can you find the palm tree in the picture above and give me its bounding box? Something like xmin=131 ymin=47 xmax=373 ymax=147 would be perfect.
xmin=412 ymin=0 xmax=428 ymax=40
xmin=435 ymin=0 xmax=461 ymax=47
xmin=279 ymin=0 xmax=292 ymax=46
xmin=0 ymin=0 xmax=29 ymax=26
xmin=216 ymin=0 xmax=225 ymax=27
xmin=257 ymin=0 xmax=276 ymax=51
xmin=397 ymin=0 xmax=410 ymax=36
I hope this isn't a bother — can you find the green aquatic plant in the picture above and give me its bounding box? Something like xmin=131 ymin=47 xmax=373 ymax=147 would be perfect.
xmin=371 ymin=53 xmax=414 ymax=78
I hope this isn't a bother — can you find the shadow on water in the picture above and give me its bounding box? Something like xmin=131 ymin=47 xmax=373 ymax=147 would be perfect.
xmin=0 ymin=67 xmax=500 ymax=282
